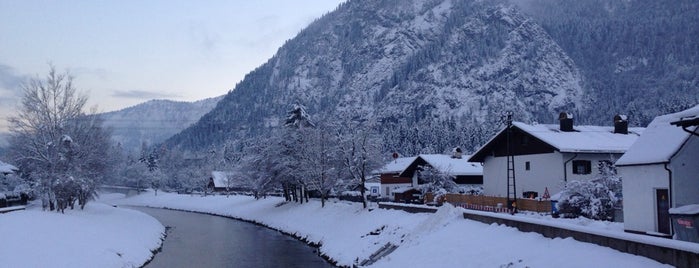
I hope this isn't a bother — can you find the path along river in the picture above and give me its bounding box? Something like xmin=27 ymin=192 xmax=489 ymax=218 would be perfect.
xmin=131 ymin=207 xmax=334 ymax=268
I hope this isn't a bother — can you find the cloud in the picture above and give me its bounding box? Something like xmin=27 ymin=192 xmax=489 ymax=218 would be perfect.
xmin=69 ymin=67 xmax=110 ymax=81
xmin=0 ymin=64 xmax=26 ymax=92
xmin=111 ymin=90 xmax=181 ymax=100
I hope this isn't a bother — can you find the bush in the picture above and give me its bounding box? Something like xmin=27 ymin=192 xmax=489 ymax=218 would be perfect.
xmin=555 ymin=161 xmax=621 ymax=221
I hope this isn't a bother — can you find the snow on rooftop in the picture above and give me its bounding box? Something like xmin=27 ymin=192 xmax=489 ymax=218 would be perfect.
xmin=211 ymin=171 xmax=235 ymax=188
xmin=513 ymin=122 xmax=644 ymax=153
xmin=616 ymin=105 xmax=699 ymax=166
xmin=375 ymin=156 xmax=417 ymax=174
xmin=669 ymin=204 xmax=699 ymax=215
xmin=0 ymin=160 xmax=17 ymax=174
xmin=418 ymin=154 xmax=482 ymax=176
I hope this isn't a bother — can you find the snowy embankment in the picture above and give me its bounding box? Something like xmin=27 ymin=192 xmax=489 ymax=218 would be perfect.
xmin=109 ymin=191 xmax=670 ymax=268
xmin=0 ymin=202 xmax=165 ymax=268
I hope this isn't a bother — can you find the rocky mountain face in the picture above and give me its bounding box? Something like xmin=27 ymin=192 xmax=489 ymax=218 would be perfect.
xmin=101 ymin=96 xmax=221 ymax=152
xmin=166 ymin=0 xmax=586 ymax=151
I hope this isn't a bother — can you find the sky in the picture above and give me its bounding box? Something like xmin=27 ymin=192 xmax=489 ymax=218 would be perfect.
xmin=0 ymin=0 xmax=345 ymax=130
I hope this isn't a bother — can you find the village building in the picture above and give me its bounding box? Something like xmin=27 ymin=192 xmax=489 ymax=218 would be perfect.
xmin=375 ymin=151 xmax=483 ymax=202
xmin=616 ymin=105 xmax=699 ymax=237
xmin=469 ymin=113 xmax=643 ymax=199
xmin=208 ymin=171 xmax=240 ymax=193
xmin=375 ymin=156 xmax=416 ymax=198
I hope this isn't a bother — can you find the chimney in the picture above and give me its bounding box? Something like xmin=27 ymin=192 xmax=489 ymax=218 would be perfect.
xmin=452 ymin=147 xmax=463 ymax=159
xmin=614 ymin=114 xmax=629 ymax=134
xmin=559 ymin=112 xmax=574 ymax=132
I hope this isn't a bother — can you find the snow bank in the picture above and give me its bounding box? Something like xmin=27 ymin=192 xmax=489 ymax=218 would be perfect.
xmin=111 ymin=192 xmax=670 ymax=267
xmin=0 ymin=201 xmax=164 ymax=268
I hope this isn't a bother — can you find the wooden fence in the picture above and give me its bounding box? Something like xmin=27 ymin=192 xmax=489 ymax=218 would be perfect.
xmin=425 ymin=193 xmax=553 ymax=213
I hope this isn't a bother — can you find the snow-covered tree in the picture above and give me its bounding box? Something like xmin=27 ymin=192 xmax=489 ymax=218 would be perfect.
xmin=296 ymin=121 xmax=340 ymax=207
xmin=7 ymin=66 xmax=112 ymax=211
xmin=416 ymin=165 xmax=458 ymax=203
xmin=284 ymin=103 xmax=315 ymax=128
xmin=336 ymin=120 xmax=382 ymax=209
xmin=555 ymin=160 xmax=622 ymax=221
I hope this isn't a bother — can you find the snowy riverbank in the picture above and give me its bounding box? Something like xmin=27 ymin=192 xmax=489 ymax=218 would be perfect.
xmin=0 ymin=202 xmax=164 ymax=268
xmin=108 ymin=191 xmax=669 ymax=268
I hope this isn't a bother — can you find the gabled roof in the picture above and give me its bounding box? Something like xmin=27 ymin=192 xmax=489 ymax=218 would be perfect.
xmin=512 ymin=122 xmax=643 ymax=153
xmin=374 ymin=156 xmax=417 ymax=174
xmin=211 ymin=171 xmax=237 ymax=188
xmin=413 ymin=154 xmax=482 ymax=176
xmin=0 ymin=160 xmax=17 ymax=175
xmin=617 ymin=105 xmax=699 ymax=166
xmin=469 ymin=122 xmax=644 ymax=162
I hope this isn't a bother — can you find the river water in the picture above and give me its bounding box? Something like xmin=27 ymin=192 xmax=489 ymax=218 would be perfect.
xmin=131 ymin=207 xmax=334 ymax=268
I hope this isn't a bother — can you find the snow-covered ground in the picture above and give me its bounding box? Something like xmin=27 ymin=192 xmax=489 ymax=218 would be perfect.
xmin=107 ymin=191 xmax=673 ymax=267
xmin=0 ymin=202 xmax=164 ymax=268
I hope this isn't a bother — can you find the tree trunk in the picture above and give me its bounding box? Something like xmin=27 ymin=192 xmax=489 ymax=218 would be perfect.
xmin=360 ymin=175 xmax=367 ymax=209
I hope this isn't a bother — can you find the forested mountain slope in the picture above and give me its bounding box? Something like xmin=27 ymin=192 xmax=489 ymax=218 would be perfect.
xmin=166 ymin=0 xmax=587 ymax=153
xmin=513 ymin=0 xmax=699 ymax=125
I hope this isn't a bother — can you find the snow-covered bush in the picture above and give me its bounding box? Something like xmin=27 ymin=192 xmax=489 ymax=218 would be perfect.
xmin=555 ymin=160 xmax=621 ymax=221
xmin=417 ymin=165 xmax=458 ymax=203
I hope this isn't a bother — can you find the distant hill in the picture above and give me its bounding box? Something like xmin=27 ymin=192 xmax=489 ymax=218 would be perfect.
xmin=101 ymin=96 xmax=222 ymax=152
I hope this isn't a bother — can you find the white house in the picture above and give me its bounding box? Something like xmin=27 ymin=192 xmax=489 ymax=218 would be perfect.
xmin=375 ymin=156 xmax=416 ymax=197
xmin=616 ymin=105 xmax=699 ymax=236
xmin=469 ymin=113 xmax=643 ymax=199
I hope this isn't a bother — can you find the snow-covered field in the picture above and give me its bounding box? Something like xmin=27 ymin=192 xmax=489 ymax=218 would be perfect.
xmin=0 ymin=202 xmax=164 ymax=268
xmin=106 ymin=191 xmax=671 ymax=268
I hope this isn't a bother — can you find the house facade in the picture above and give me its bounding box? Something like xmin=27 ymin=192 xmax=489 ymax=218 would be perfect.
xmin=376 ymin=153 xmax=483 ymax=201
xmin=616 ymin=105 xmax=699 ymax=236
xmin=398 ymin=154 xmax=483 ymax=187
xmin=469 ymin=113 xmax=643 ymax=199
xmin=376 ymin=156 xmax=416 ymax=198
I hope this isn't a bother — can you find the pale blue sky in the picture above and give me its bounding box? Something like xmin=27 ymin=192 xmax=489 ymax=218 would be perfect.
xmin=0 ymin=0 xmax=344 ymax=128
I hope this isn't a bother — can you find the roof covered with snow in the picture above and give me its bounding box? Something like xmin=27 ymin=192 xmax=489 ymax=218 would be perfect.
xmin=374 ymin=156 xmax=417 ymax=174
xmin=0 ymin=160 xmax=17 ymax=174
xmin=417 ymin=154 xmax=483 ymax=176
xmin=512 ymin=122 xmax=644 ymax=153
xmin=211 ymin=171 xmax=235 ymax=188
xmin=616 ymin=105 xmax=699 ymax=166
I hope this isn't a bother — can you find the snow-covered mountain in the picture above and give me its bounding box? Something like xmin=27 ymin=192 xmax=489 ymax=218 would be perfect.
xmin=101 ymin=96 xmax=222 ymax=152
xmin=167 ymin=0 xmax=586 ymax=150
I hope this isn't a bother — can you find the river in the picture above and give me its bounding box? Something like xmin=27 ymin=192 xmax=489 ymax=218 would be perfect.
xmin=131 ymin=207 xmax=334 ymax=268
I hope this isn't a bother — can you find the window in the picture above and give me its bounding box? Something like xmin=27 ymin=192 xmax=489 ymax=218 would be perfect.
xmin=572 ymin=160 xmax=592 ymax=174
xmin=525 ymin=161 xmax=531 ymax=171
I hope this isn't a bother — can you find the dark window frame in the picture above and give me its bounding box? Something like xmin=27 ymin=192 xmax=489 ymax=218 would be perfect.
xmin=572 ymin=160 xmax=592 ymax=174
xmin=525 ymin=161 xmax=530 ymax=171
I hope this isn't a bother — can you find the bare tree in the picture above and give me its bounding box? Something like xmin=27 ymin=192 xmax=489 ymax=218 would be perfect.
xmin=7 ymin=66 xmax=110 ymax=211
xmin=336 ymin=120 xmax=382 ymax=209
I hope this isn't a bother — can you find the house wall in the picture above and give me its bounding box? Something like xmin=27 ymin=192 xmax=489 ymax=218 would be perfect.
xmin=381 ymin=183 xmax=411 ymax=197
xmin=562 ymin=152 xmax=623 ymax=182
xmin=619 ymin=163 xmax=669 ymax=233
xmin=670 ymin=135 xmax=699 ymax=207
xmin=482 ymin=152 xmax=563 ymax=198
xmin=483 ymin=152 xmax=622 ymax=198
